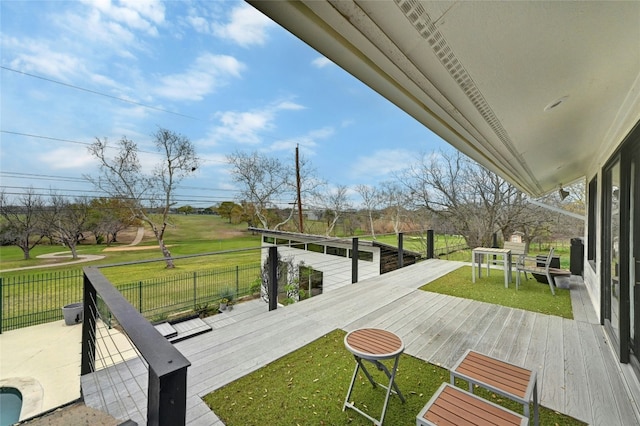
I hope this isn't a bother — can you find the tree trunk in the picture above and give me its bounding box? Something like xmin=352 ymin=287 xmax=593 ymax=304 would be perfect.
xmin=69 ymin=244 xmax=79 ymax=259
xmin=158 ymin=239 xmax=175 ymax=269
xmin=21 ymin=246 xmax=30 ymax=260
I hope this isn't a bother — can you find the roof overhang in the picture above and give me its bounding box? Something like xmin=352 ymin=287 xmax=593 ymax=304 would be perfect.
xmin=248 ymin=0 xmax=640 ymax=196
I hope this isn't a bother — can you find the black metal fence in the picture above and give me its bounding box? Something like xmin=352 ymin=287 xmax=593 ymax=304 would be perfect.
xmin=118 ymin=264 xmax=261 ymax=322
xmin=0 ymin=263 xmax=262 ymax=333
xmin=0 ymin=270 xmax=84 ymax=333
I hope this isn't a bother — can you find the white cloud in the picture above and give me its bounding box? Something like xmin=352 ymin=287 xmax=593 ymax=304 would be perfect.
xmin=274 ymin=100 xmax=305 ymax=111
xmin=213 ymin=3 xmax=273 ymax=47
xmin=38 ymin=147 xmax=96 ymax=170
xmin=82 ymin=0 xmax=165 ymax=36
xmin=207 ymin=100 xmax=305 ymax=145
xmin=214 ymin=110 xmax=272 ymax=145
xmin=6 ymin=38 xmax=87 ymax=81
xmin=312 ymin=57 xmax=333 ymax=68
xmin=153 ymin=53 xmax=246 ymax=101
xmin=350 ymin=149 xmax=415 ymax=178
xmin=267 ymin=127 xmax=334 ymax=154
xmin=186 ymin=15 xmax=210 ymax=34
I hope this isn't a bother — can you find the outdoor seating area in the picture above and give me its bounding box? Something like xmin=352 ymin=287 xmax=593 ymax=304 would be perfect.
xmin=412 ymin=346 xmax=539 ymax=425
xmin=75 ymin=259 xmax=640 ymax=425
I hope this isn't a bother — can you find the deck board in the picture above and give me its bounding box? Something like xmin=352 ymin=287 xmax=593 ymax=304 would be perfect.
xmin=562 ymin=318 xmax=591 ymax=421
xmin=80 ymin=259 xmax=640 ymax=426
xmin=577 ymin=321 xmax=619 ymax=424
xmin=541 ymin=315 xmax=564 ymax=409
xmin=488 ymin=309 xmax=525 ymax=362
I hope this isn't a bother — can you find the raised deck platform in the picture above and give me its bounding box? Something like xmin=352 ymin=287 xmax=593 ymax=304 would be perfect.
xmin=82 ymin=260 xmax=640 ymax=426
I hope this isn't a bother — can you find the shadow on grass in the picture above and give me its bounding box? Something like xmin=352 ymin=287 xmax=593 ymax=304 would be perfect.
xmin=203 ymin=330 xmax=585 ymax=425
xmin=420 ymin=266 xmax=573 ymax=319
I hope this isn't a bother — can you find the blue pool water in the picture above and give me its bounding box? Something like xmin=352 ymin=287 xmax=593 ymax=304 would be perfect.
xmin=0 ymin=387 xmax=22 ymax=426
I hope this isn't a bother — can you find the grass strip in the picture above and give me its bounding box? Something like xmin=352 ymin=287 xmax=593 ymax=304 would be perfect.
xmin=203 ymin=329 xmax=584 ymax=425
xmin=420 ymin=266 xmax=574 ymax=319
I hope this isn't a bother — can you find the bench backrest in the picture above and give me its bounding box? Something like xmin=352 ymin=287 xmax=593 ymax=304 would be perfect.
xmin=504 ymin=241 xmax=527 ymax=256
xmin=516 ymin=247 xmax=555 ymax=271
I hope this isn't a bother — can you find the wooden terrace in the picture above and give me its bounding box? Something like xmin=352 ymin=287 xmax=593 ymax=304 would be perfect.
xmin=82 ymin=259 xmax=640 ymax=425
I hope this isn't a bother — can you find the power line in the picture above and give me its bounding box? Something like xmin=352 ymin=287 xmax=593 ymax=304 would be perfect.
xmin=1 ymin=66 xmax=203 ymax=121
xmin=1 ymin=172 xmax=88 ymax=183
xmin=1 ymin=131 xmax=91 ymax=147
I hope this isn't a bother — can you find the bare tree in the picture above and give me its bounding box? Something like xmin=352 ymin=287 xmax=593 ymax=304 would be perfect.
xmin=355 ymin=184 xmax=381 ymax=239
xmin=314 ymin=184 xmax=351 ymax=236
xmin=398 ymin=150 xmax=530 ymax=248
xmin=379 ymin=180 xmax=409 ymax=235
xmin=41 ymin=194 xmax=90 ymax=259
xmin=0 ymin=187 xmax=46 ymax=259
xmin=227 ymin=150 xmax=323 ymax=231
xmin=86 ymin=128 xmax=199 ymax=268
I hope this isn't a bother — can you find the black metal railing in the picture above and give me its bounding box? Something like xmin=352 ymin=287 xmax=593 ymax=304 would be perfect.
xmin=82 ymin=266 xmax=191 ymax=426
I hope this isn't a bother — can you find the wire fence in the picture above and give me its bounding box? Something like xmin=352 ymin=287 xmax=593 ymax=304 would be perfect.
xmin=0 ymin=263 xmax=262 ymax=332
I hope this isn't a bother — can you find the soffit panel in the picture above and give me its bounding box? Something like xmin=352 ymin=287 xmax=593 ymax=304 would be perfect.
xmin=249 ymin=0 xmax=640 ymax=196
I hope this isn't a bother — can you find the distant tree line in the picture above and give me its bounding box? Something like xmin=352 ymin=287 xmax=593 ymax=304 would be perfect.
xmin=0 ymin=189 xmax=140 ymax=260
xmin=225 ymin=149 xmax=585 ymax=253
xmin=1 ymin=132 xmax=584 ymax=262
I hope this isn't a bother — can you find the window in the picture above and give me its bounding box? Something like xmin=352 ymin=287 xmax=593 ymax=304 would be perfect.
xmin=263 ymin=236 xmax=275 ymax=244
xmin=587 ymin=176 xmax=597 ymax=269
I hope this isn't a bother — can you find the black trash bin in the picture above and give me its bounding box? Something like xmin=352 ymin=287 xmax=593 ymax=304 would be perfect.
xmin=570 ymin=237 xmax=584 ymax=276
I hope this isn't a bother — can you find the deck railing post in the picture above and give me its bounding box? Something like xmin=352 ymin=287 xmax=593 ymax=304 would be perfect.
xmin=398 ymin=232 xmax=404 ymax=268
xmin=268 ymin=246 xmax=278 ymax=311
xmin=147 ymin=366 xmax=188 ymax=426
xmin=82 ymin=266 xmax=191 ymax=425
xmin=427 ymin=230 xmax=434 ymax=259
xmin=352 ymin=238 xmax=358 ymax=283
xmin=81 ymin=272 xmax=97 ymax=376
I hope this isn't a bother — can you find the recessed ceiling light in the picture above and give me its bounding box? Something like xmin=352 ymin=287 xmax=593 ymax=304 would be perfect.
xmin=544 ymin=95 xmax=569 ymax=112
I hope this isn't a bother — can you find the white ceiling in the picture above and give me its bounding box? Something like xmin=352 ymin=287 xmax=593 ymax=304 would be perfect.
xmin=248 ymin=0 xmax=640 ymax=196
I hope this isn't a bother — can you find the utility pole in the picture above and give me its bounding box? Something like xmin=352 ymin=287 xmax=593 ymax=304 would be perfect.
xmin=295 ymin=144 xmax=304 ymax=233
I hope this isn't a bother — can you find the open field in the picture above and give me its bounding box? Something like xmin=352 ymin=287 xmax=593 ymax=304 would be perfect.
xmin=0 ymin=215 xmax=262 ymax=279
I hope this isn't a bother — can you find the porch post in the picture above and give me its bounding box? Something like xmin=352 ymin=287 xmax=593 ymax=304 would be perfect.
xmin=268 ymin=246 xmax=278 ymax=311
xmin=352 ymin=237 xmax=359 ymax=283
xmin=398 ymin=232 xmax=404 ymax=268
xmin=427 ymin=230 xmax=434 ymax=259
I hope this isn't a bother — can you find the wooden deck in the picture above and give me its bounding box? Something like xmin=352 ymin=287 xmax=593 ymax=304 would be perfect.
xmin=81 ymin=259 xmax=640 ymax=425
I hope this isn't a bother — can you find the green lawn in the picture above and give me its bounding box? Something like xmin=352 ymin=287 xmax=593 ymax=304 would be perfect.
xmin=420 ymin=266 xmax=573 ymax=319
xmin=0 ymin=214 xmax=262 ymax=279
xmin=203 ymin=329 xmax=585 ymax=425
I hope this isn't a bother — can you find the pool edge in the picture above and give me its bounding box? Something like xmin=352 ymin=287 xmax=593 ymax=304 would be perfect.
xmin=0 ymin=377 xmax=43 ymax=421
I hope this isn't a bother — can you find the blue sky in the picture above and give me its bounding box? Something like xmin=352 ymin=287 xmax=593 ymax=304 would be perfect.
xmin=1 ymin=0 xmax=448 ymax=208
